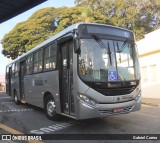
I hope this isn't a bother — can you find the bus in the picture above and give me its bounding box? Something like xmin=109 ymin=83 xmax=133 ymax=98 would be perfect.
xmin=5 ymin=22 xmax=141 ymax=120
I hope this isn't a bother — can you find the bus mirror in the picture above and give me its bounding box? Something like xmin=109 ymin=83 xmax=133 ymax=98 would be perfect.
xmin=73 ymin=33 xmax=80 ymax=53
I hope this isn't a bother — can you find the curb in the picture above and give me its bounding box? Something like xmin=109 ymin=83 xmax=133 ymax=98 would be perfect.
xmin=0 ymin=92 xmax=6 ymax=96
xmin=141 ymin=102 xmax=159 ymax=107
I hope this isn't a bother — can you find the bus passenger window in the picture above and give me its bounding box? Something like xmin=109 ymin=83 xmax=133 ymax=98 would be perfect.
xmin=33 ymin=50 xmax=42 ymax=73
xmin=15 ymin=62 xmax=19 ymax=76
xmin=12 ymin=64 xmax=15 ymax=77
xmin=26 ymin=55 xmax=33 ymax=74
xmin=44 ymin=43 xmax=57 ymax=71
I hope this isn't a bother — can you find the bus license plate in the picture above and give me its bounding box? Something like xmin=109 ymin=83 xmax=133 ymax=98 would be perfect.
xmin=113 ymin=108 xmax=124 ymax=113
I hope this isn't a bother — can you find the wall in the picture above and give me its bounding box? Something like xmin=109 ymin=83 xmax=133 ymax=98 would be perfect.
xmin=137 ymin=29 xmax=160 ymax=99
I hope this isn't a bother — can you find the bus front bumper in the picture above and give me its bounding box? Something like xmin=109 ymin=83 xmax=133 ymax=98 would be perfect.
xmin=77 ymin=97 xmax=141 ymax=120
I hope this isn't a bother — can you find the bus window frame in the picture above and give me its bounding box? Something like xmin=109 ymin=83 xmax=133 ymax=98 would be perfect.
xmin=11 ymin=63 xmax=15 ymax=77
xmin=14 ymin=62 xmax=19 ymax=77
xmin=26 ymin=54 xmax=33 ymax=75
xmin=43 ymin=42 xmax=57 ymax=72
xmin=33 ymin=48 xmax=43 ymax=74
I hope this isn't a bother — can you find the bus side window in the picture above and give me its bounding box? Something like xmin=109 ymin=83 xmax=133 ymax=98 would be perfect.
xmin=44 ymin=43 xmax=57 ymax=71
xmin=15 ymin=62 xmax=19 ymax=76
xmin=6 ymin=66 xmax=9 ymax=80
xmin=12 ymin=63 xmax=15 ymax=77
xmin=26 ymin=55 xmax=33 ymax=74
xmin=33 ymin=50 xmax=43 ymax=73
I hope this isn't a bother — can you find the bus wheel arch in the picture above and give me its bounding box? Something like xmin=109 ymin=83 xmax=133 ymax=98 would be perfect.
xmin=44 ymin=92 xmax=59 ymax=120
xmin=14 ymin=89 xmax=20 ymax=105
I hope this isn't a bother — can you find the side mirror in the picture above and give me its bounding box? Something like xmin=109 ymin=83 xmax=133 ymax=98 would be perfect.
xmin=73 ymin=32 xmax=80 ymax=53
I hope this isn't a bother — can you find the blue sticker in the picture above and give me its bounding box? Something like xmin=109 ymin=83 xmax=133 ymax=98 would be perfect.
xmin=108 ymin=70 xmax=117 ymax=81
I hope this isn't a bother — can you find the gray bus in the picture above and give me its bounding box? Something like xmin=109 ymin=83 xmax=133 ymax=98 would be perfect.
xmin=5 ymin=22 xmax=141 ymax=120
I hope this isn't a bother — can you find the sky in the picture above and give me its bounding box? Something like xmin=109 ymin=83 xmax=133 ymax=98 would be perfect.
xmin=0 ymin=0 xmax=75 ymax=74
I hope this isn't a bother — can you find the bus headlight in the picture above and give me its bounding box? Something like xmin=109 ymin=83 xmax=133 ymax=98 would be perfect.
xmin=78 ymin=94 xmax=97 ymax=106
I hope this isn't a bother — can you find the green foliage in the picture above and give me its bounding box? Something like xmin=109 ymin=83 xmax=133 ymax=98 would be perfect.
xmin=2 ymin=0 xmax=160 ymax=59
xmin=1 ymin=6 xmax=109 ymax=59
xmin=77 ymin=0 xmax=160 ymax=39
xmin=2 ymin=8 xmax=58 ymax=59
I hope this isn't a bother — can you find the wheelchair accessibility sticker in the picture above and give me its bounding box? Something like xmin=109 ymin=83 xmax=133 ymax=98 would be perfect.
xmin=108 ymin=70 xmax=117 ymax=81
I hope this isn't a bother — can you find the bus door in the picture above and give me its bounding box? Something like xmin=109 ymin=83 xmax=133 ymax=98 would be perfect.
xmin=19 ymin=61 xmax=26 ymax=99
xmin=7 ymin=67 xmax=12 ymax=96
xmin=60 ymin=41 xmax=75 ymax=115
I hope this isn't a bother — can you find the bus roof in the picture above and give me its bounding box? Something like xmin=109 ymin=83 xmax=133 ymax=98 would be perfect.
xmin=6 ymin=22 xmax=132 ymax=66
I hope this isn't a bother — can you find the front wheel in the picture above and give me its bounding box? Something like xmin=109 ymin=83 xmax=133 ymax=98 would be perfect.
xmin=44 ymin=97 xmax=59 ymax=120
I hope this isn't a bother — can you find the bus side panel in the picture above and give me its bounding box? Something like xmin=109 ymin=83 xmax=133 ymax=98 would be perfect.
xmin=24 ymin=71 xmax=60 ymax=110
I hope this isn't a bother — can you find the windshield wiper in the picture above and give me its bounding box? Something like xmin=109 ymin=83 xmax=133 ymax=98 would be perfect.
xmin=107 ymin=42 xmax=112 ymax=65
xmin=116 ymin=39 xmax=130 ymax=63
xmin=117 ymin=39 xmax=130 ymax=53
xmin=91 ymin=34 xmax=112 ymax=65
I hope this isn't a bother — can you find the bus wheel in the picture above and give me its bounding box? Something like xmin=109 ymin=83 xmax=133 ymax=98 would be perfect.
xmin=45 ymin=97 xmax=59 ymax=120
xmin=14 ymin=92 xmax=20 ymax=105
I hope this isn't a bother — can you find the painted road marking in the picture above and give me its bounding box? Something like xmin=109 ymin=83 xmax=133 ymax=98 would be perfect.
xmin=0 ymin=123 xmax=25 ymax=134
xmin=0 ymin=96 xmax=10 ymax=98
xmin=2 ymin=101 xmax=14 ymax=104
xmin=0 ymin=123 xmax=43 ymax=143
xmin=142 ymin=103 xmax=158 ymax=107
xmin=0 ymin=108 xmax=33 ymax=113
xmin=30 ymin=121 xmax=79 ymax=134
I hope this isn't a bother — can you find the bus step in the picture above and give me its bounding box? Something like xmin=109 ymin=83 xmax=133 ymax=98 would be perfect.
xmin=21 ymin=100 xmax=27 ymax=104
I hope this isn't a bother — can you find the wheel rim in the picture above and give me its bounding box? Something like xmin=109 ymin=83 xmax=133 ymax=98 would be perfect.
xmin=47 ymin=100 xmax=56 ymax=117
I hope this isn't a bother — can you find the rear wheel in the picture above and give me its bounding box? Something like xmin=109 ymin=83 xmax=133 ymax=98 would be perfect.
xmin=44 ymin=96 xmax=59 ymax=120
xmin=14 ymin=91 xmax=20 ymax=105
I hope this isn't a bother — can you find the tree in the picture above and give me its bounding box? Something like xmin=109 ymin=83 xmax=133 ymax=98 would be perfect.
xmin=1 ymin=6 xmax=109 ymax=59
xmin=2 ymin=1 xmax=160 ymax=59
xmin=75 ymin=0 xmax=160 ymax=39
xmin=2 ymin=8 xmax=58 ymax=59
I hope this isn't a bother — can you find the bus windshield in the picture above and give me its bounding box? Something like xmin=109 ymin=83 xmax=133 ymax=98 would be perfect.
xmin=78 ymin=38 xmax=140 ymax=82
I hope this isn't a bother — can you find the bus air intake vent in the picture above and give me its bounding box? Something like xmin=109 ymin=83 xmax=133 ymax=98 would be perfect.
xmin=95 ymin=86 xmax=136 ymax=96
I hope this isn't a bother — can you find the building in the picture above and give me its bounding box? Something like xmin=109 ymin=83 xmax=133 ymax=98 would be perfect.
xmin=137 ymin=29 xmax=160 ymax=99
xmin=0 ymin=74 xmax=5 ymax=91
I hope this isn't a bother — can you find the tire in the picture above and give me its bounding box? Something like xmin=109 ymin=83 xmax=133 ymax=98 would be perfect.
xmin=14 ymin=91 xmax=20 ymax=105
xmin=44 ymin=96 xmax=59 ymax=120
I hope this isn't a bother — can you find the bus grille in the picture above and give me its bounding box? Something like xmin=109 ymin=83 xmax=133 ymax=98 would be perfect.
xmin=95 ymin=86 xmax=136 ymax=96
xmin=99 ymin=106 xmax=134 ymax=116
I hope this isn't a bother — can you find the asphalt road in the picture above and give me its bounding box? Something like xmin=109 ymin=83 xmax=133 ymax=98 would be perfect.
xmin=0 ymin=92 xmax=160 ymax=143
